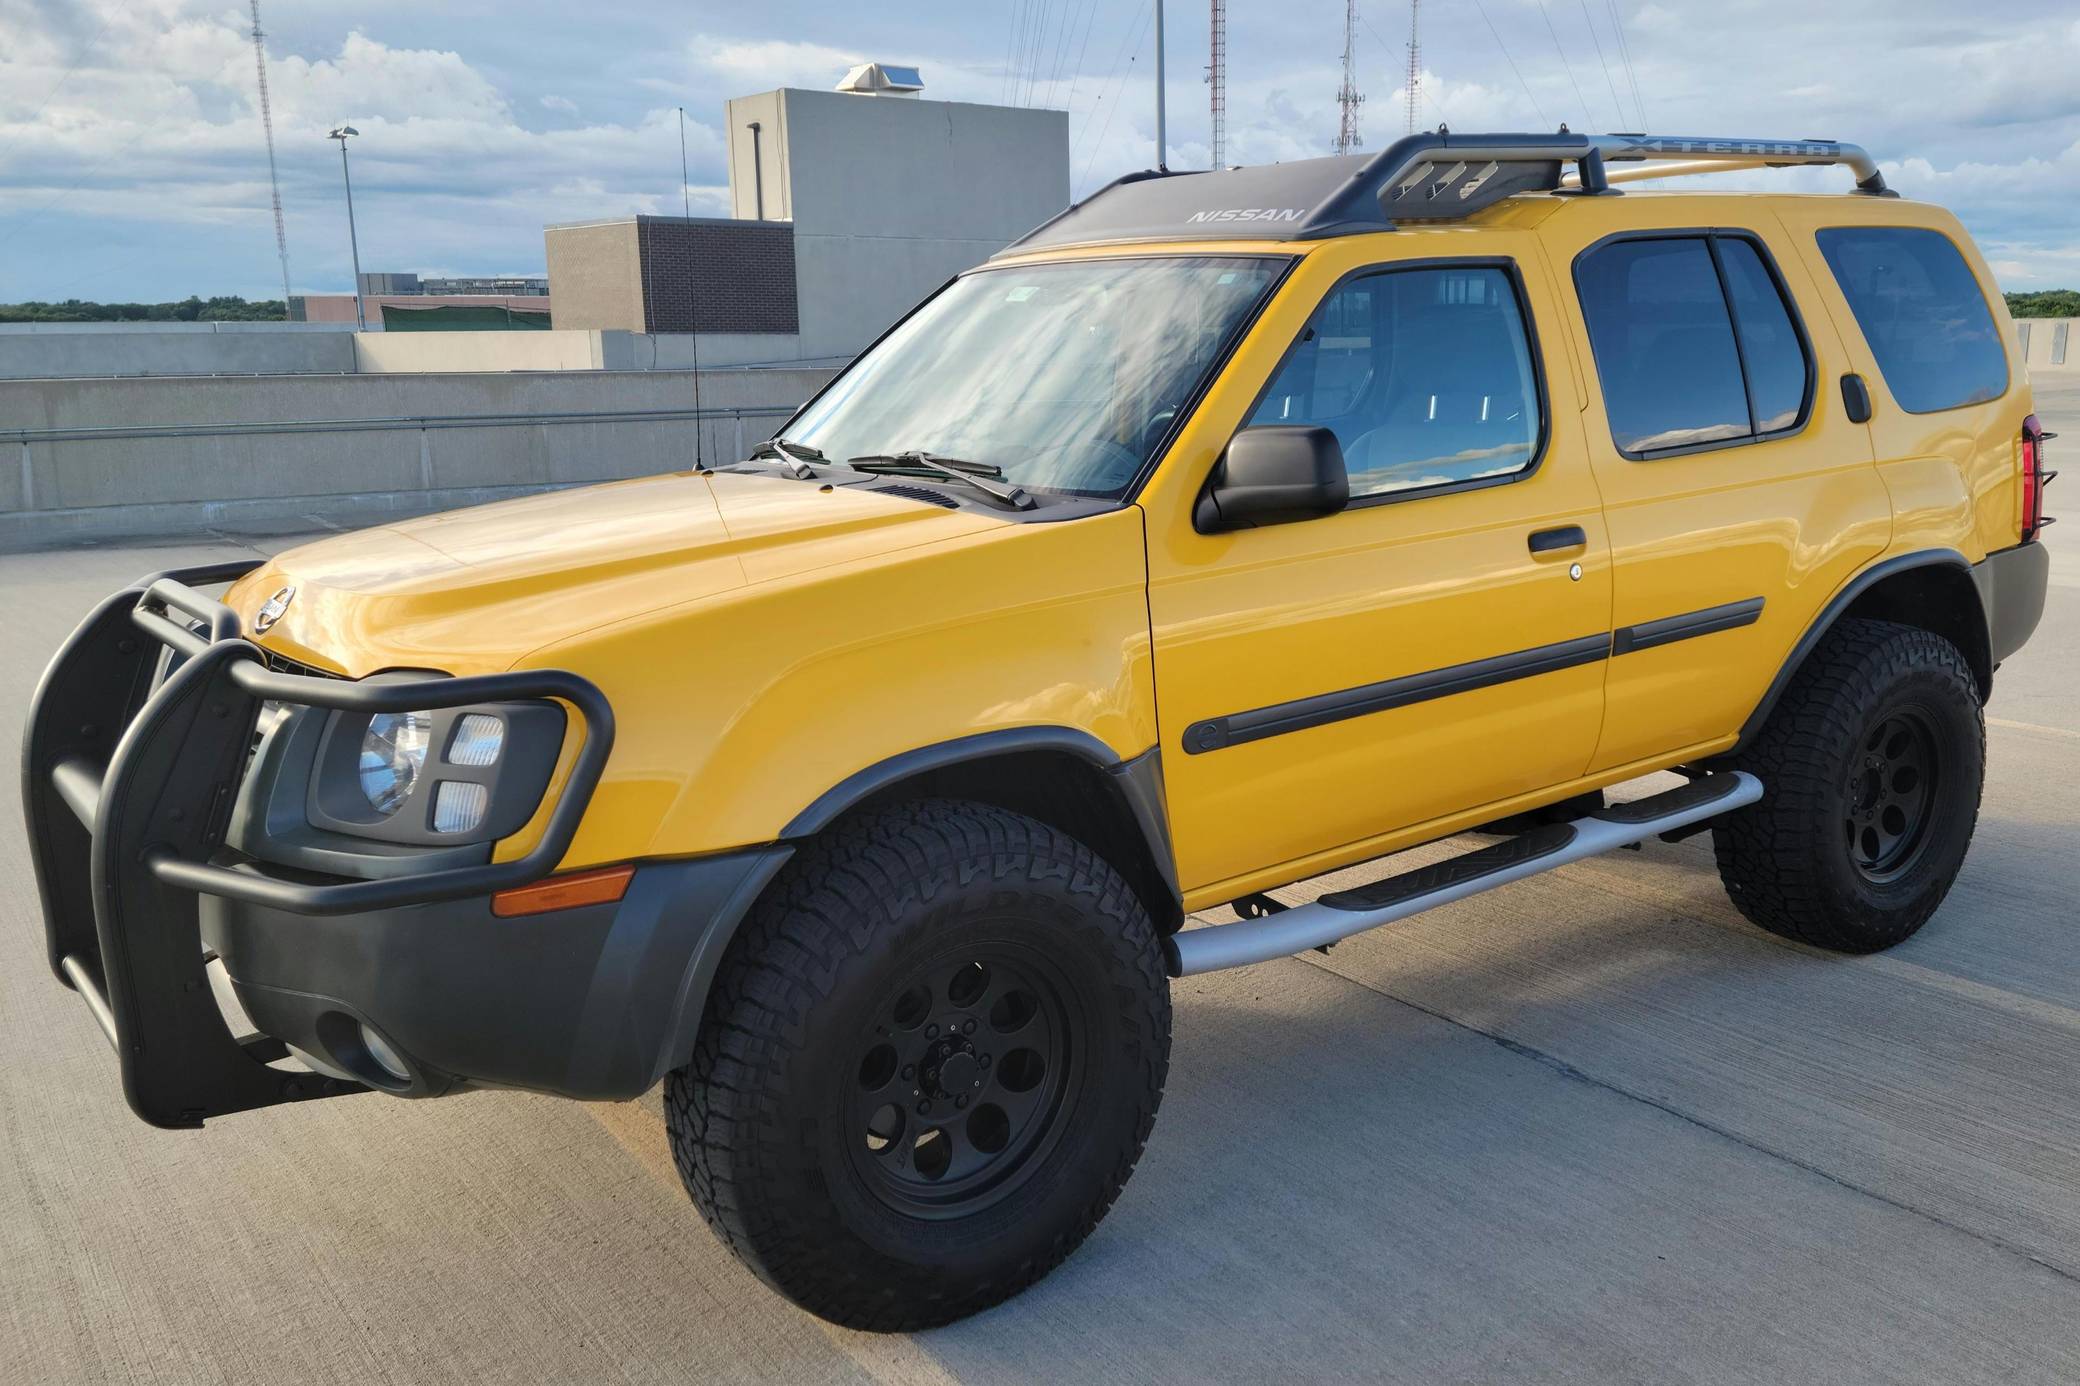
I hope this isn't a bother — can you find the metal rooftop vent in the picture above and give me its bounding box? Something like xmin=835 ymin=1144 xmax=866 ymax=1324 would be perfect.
xmin=836 ymin=63 xmax=924 ymax=97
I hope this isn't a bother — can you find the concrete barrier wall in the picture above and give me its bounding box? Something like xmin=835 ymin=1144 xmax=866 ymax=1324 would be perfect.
xmin=0 ymin=329 xmax=359 ymax=380
xmin=0 ymin=326 xmax=824 ymax=380
xmin=2016 ymin=318 xmax=2080 ymax=375
xmin=0 ymin=364 xmax=835 ymax=547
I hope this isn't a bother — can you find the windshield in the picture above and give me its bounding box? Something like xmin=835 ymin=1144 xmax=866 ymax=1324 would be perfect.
xmin=784 ymin=256 xmax=1285 ymax=499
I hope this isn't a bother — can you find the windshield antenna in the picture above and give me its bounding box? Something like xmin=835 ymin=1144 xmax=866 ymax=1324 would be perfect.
xmin=677 ymin=105 xmax=704 ymax=470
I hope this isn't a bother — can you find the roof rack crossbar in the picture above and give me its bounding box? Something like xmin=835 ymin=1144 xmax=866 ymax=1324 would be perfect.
xmin=997 ymin=131 xmax=1892 ymax=257
xmin=1304 ymin=131 xmax=1891 ymax=235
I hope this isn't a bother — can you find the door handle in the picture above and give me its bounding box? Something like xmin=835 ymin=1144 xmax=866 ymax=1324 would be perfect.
xmin=1528 ymin=525 xmax=1587 ymax=555
xmin=1841 ymin=372 xmax=1873 ymax=424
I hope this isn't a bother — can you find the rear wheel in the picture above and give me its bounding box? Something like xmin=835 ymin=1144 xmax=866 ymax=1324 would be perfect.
xmin=666 ymin=798 xmax=1170 ymax=1330
xmin=1714 ymin=618 xmax=1984 ymax=952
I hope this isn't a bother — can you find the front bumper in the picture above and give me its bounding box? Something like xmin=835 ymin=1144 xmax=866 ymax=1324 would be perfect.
xmin=22 ymin=562 xmax=761 ymax=1127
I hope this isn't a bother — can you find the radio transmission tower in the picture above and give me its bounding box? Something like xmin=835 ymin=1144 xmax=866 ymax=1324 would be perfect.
xmin=1335 ymin=0 xmax=1364 ymax=154
xmin=1404 ymin=0 xmax=1421 ymax=134
xmin=1206 ymin=0 xmax=1227 ymax=167
xmin=248 ymin=0 xmax=294 ymax=315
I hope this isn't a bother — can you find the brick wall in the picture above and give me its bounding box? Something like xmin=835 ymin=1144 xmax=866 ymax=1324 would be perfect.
xmin=635 ymin=218 xmax=799 ymax=334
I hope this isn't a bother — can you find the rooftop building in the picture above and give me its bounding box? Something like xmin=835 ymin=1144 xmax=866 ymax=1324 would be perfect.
xmin=544 ymin=70 xmax=1069 ymax=361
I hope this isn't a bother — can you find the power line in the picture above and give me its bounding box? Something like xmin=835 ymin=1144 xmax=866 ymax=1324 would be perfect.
xmin=1078 ymin=2 xmax=1155 ymax=193
xmin=1576 ymin=0 xmax=1628 ymax=131
xmin=1469 ymin=0 xmax=1550 ymax=129
xmin=1356 ymin=5 xmax=1448 ymax=134
xmin=1533 ymin=0 xmax=1593 ymax=130
xmin=1001 ymin=1 xmax=1024 ymax=103
xmin=1061 ymin=0 xmax=1103 ymax=116
xmin=1606 ymin=0 xmax=1647 ymax=129
xmin=1072 ymin=1 xmax=1150 ymax=169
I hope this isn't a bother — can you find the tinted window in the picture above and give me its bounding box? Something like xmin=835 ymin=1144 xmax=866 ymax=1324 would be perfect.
xmin=1575 ymin=238 xmax=1751 ymax=454
xmin=1817 ymin=226 xmax=2008 ymax=414
xmin=1716 ymin=238 xmax=1809 ymax=434
xmin=1252 ymin=266 xmax=1541 ymax=500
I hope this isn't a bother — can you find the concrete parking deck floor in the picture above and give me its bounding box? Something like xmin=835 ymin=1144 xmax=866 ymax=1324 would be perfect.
xmin=5 ymin=384 xmax=2079 ymax=1383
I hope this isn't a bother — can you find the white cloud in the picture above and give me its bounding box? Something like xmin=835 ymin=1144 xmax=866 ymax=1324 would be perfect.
xmin=3 ymin=0 xmax=2080 ymax=298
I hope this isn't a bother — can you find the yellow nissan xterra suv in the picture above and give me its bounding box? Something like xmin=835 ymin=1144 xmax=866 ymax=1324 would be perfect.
xmin=28 ymin=132 xmax=2053 ymax=1329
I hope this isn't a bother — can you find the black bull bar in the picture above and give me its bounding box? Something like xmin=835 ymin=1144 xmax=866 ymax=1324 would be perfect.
xmin=22 ymin=560 xmax=613 ymax=1128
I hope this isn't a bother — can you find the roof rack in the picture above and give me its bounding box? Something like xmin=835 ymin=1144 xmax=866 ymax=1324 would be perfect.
xmin=1002 ymin=130 xmax=1893 ymax=256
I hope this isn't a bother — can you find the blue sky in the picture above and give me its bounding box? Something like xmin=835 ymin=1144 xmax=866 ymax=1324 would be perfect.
xmin=2 ymin=0 xmax=2078 ymax=301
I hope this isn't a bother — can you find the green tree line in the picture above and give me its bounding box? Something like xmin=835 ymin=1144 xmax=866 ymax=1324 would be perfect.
xmin=0 ymin=295 xmax=286 ymax=323
xmin=2005 ymin=290 xmax=2080 ymax=319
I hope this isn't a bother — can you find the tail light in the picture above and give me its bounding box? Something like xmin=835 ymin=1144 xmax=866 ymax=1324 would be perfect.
xmin=2021 ymin=414 xmax=2058 ymax=543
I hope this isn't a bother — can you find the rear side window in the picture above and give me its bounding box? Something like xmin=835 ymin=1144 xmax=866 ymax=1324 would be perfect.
xmin=1573 ymin=234 xmax=1813 ymax=457
xmin=1251 ymin=264 xmax=1543 ymax=501
xmin=1816 ymin=227 xmax=2008 ymax=414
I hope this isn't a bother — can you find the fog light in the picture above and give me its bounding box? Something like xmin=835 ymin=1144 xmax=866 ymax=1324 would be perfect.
xmin=359 ymin=1023 xmax=410 ymax=1083
xmin=432 ymin=780 xmax=489 ymax=835
xmin=446 ymin=713 xmax=506 ymax=767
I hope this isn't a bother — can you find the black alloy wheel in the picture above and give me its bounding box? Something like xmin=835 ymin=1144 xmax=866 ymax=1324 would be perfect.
xmin=849 ymin=950 xmax=1078 ymax=1217
xmin=1844 ymin=711 xmax=1939 ymax=881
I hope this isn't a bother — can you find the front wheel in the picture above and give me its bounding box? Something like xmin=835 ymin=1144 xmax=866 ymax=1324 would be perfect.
xmin=1714 ymin=618 xmax=1985 ymax=952
xmin=665 ymin=799 xmax=1171 ymax=1330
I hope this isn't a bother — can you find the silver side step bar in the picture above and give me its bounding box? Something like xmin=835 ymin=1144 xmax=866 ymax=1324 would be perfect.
xmin=1166 ymin=771 xmax=1763 ymax=977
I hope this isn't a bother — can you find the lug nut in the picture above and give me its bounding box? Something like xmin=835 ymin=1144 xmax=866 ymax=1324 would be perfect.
xmin=955 ymin=1096 xmax=967 ymax=1110
xmin=916 ymin=1100 xmax=931 ymax=1115
xmin=979 ymin=1054 xmax=992 ymax=1068
xmin=925 ymin=1023 xmax=938 ymax=1038
xmin=901 ymin=1064 xmax=915 ymax=1079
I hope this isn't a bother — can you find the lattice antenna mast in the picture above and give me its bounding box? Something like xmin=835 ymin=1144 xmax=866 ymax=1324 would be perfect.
xmin=248 ymin=0 xmax=293 ymax=316
xmin=1206 ymin=0 xmax=1227 ymax=167
xmin=1335 ymin=0 xmax=1364 ymax=154
xmin=1405 ymin=0 xmax=1421 ymax=135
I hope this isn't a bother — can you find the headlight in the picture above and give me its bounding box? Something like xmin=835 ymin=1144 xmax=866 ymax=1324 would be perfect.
xmin=358 ymin=710 xmax=431 ymax=816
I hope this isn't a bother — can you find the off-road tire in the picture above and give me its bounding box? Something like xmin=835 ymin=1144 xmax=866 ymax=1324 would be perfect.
xmin=1714 ymin=617 xmax=1984 ymax=952
xmin=665 ymin=798 xmax=1171 ymax=1331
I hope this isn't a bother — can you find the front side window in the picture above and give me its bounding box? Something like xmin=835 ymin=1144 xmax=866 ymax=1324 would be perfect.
xmin=1251 ymin=265 xmax=1542 ymax=501
xmin=1575 ymin=233 xmax=1814 ymax=457
xmin=1816 ymin=226 xmax=2008 ymax=414
xmin=784 ymin=256 xmax=1284 ymax=498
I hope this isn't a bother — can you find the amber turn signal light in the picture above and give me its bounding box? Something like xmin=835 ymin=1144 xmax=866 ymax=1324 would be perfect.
xmin=491 ymin=864 xmax=635 ymax=918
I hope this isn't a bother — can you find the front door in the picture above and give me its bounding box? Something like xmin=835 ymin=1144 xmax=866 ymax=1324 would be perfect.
xmin=1141 ymin=235 xmax=1612 ymax=905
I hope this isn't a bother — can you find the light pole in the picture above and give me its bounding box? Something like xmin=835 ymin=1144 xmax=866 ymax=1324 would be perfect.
xmin=328 ymin=125 xmax=365 ymax=330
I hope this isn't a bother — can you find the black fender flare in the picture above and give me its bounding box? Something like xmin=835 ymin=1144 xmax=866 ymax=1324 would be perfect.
xmin=1731 ymin=548 xmax=1978 ymax=753
xmin=784 ymin=726 xmax=1178 ymax=903
xmin=652 ymin=728 xmax=1179 ymax=1080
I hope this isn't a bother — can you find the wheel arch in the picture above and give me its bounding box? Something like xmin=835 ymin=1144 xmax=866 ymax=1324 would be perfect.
xmin=1733 ymin=548 xmax=1990 ymax=753
xmin=783 ymin=728 xmax=1184 ymax=936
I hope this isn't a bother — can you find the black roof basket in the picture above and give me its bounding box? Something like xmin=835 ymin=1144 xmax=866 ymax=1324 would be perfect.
xmin=1003 ymin=130 xmax=1893 ymax=256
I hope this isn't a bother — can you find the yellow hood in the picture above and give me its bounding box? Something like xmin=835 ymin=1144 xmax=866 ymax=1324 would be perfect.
xmin=227 ymin=469 xmax=1006 ymax=677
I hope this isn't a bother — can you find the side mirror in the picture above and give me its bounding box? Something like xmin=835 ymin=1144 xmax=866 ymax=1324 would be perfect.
xmin=1194 ymin=425 xmax=1350 ymax=533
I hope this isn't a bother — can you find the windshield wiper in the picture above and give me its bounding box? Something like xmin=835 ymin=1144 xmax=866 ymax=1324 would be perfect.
xmin=749 ymin=437 xmax=824 ymax=479
xmin=848 ymin=451 xmax=1036 ymax=511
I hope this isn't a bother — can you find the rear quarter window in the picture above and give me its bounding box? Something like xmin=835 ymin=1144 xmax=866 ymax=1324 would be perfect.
xmin=1815 ymin=226 xmax=2009 ymax=414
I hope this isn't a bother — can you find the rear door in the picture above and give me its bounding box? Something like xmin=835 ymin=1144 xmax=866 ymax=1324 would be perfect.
xmin=1141 ymin=234 xmax=1613 ymax=902
xmin=1774 ymin=207 xmax=2032 ymax=563
xmin=1553 ymin=210 xmax=1890 ymax=773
